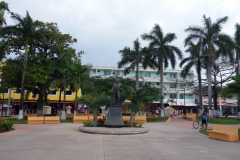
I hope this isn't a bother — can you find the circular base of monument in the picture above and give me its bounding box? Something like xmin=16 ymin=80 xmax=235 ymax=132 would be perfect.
xmin=79 ymin=126 xmax=149 ymax=135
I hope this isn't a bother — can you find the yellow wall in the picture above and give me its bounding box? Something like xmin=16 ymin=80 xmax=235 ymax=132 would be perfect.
xmin=0 ymin=88 xmax=81 ymax=102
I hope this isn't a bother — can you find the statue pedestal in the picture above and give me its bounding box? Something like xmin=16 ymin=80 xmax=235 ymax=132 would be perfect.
xmin=106 ymin=106 xmax=124 ymax=127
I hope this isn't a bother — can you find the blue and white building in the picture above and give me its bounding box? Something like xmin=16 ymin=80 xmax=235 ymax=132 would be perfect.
xmin=89 ymin=66 xmax=196 ymax=113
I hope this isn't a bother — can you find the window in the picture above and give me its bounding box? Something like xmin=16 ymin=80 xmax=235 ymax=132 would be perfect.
xmin=49 ymin=90 xmax=57 ymax=95
xmin=169 ymin=73 xmax=176 ymax=78
xmin=15 ymin=88 xmax=24 ymax=94
xmin=104 ymin=70 xmax=111 ymax=75
xmin=179 ymin=84 xmax=185 ymax=88
xmin=32 ymin=88 xmax=40 ymax=95
xmin=170 ymin=94 xmax=177 ymax=99
xmin=179 ymin=94 xmax=184 ymax=99
xmin=0 ymin=88 xmax=8 ymax=94
xmin=170 ymin=84 xmax=177 ymax=88
xmin=145 ymin=72 xmax=151 ymax=77
xmin=113 ymin=71 xmax=120 ymax=76
xmin=139 ymin=72 xmax=143 ymax=77
xmin=93 ymin=69 xmax=96 ymax=73
xmin=63 ymin=90 xmax=72 ymax=96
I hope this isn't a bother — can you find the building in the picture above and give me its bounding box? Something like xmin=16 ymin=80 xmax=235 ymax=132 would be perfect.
xmin=89 ymin=66 xmax=196 ymax=114
xmin=0 ymin=88 xmax=81 ymax=115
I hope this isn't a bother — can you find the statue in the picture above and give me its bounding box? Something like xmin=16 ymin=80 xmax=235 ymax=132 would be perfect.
xmin=110 ymin=78 xmax=122 ymax=106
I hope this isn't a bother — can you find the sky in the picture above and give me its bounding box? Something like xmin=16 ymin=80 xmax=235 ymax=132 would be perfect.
xmin=4 ymin=0 xmax=240 ymax=71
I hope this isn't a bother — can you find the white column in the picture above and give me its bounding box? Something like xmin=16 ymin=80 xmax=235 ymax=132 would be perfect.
xmin=7 ymin=88 xmax=11 ymax=116
xmin=231 ymin=106 xmax=234 ymax=115
xmin=219 ymin=105 xmax=222 ymax=116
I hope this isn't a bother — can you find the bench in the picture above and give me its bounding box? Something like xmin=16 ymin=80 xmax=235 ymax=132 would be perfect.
xmin=27 ymin=114 xmax=37 ymax=117
xmin=88 ymin=116 xmax=94 ymax=122
xmin=85 ymin=113 xmax=93 ymax=116
xmin=74 ymin=116 xmax=88 ymax=123
xmin=134 ymin=116 xmax=146 ymax=123
xmin=67 ymin=114 xmax=74 ymax=118
xmin=147 ymin=114 xmax=157 ymax=119
xmin=76 ymin=113 xmax=86 ymax=116
xmin=45 ymin=116 xmax=60 ymax=124
xmin=186 ymin=115 xmax=196 ymax=121
xmin=207 ymin=125 xmax=239 ymax=142
xmin=122 ymin=116 xmax=130 ymax=121
xmin=97 ymin=116 xmax=103 ymax=120
xmin=28 ymin=117 xmax=44 ymax=124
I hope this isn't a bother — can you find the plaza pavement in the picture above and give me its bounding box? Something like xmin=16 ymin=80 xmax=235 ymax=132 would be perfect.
xmin=0 ymin=118 xmax=239 ymax=160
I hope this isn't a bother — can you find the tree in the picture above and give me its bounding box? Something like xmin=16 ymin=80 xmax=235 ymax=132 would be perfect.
xmin=51 ymin=51 xmax=74 ymax=120
xmin=0 ymin=11 xmax=44 ymax=119
xmin=180 ymin=41 xmax=204 ymax=112
xmin=122 ymin=86 xmax=156 ymax=126
xmin=68 ymin=57 xmax=89 ymax=116
xmin=0 ymin=1 xmax=9 ymax=27
xmin=220 ymin=75 xmax=240 ymax=119
xmin=118 ymin=38 xmax=154 ymax=90
xmin=234 ymin=23 xmax=240 ymax=119
xmin=141 ymin=24 xmax=183 ymax=117
xmin=184 ymin=15 xmax=235 ymax=116
xmin=78 ymin=94 xmax=111 ymax=127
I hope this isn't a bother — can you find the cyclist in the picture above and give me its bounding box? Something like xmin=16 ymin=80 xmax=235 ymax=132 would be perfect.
xmin=200 ymin=111 xmax=208 ymax=129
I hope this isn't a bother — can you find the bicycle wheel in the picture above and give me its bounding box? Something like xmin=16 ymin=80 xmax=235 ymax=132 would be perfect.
xmin=193 ymin=121 xmax=199 ymax=129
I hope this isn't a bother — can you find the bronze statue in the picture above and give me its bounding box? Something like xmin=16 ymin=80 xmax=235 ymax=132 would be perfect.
xmin=110 ymin=78 xmax=121 ymax=106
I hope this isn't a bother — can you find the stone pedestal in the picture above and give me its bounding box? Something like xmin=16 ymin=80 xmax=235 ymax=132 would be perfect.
xmin=106 ymin=106 xmax=124 ymax=127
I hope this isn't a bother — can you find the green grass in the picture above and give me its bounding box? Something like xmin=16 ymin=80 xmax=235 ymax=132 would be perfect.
xmin=147 ymin=117 xmax=168 ymax=123
xmin=60 ymin=117 xmax=73 ymax=123
xmin=199 ymin=128 xmax=240 ymax=141
xmin=208 ymin=117 xmax=240 ymax=124
xmin=5 ymin=118 xmax=28 ymax=124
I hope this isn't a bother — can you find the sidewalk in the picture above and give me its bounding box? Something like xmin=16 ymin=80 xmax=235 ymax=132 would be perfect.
xmin=166 ymin=116 xmax=240 ymax=130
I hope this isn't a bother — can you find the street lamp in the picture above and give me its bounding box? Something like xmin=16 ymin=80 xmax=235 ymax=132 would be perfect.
xmin=183 ymin=84 xmax=186 ymax=107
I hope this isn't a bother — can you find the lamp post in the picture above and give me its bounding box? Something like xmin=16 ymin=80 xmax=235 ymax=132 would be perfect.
xmin=234 ymin=60 xmax=240 ymax=119
xmin=183 ymin=84 xmax=186 ymax=107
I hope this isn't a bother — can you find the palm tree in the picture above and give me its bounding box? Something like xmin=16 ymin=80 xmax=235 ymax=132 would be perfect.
xmin=51 ymin=52 xmax=73 ymax=120
xmin=0 ymin=1 xmax=9 ymax=27
xmin=184 ymin=15 xmax=235 ymax=116
xmin=141 ymin=24 xmax=183 ymax=117
xmin=69 ymin=58 xmax=89 ymax=116
xmin=78 ymin=94 xmax=111 ymax=127
xmin=180 ymin=41 xmax=204 ymax=113
xmin=117 ymin=38 xmax=154 ymax=90
xmin=234 ymin=23 xmax=240 ymax=119
xmin=0 ymin=11 xmax=43 ymax=119
xmin=122 ymin=86 xmax=156 ymax=126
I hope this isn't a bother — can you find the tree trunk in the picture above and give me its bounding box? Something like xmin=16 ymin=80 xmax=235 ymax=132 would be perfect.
xmin=93 ymin=110 xmax=98 ymax=127
xmin=136 ymin=66 xmax=139 ymax=90
xmin=198 ymin=73 xmax=203 ymax=111
xmin=207 ymin=61 xmax=213 ymax=119
xmin=37 ymin=84 xmax=44 ymax=116
xmin=160 ymin=59 xmax=165 ymax=117
xmin=61 ymin=88 xmax=66 ymax=120
xmin=18 ymin=43 xmax=28 ymax=120
xmin=74 ymin=90 xmax=78 ymax=116
xmin=58 ymin=83 xmax=62 ymax=116
xmin=130 ymin=111 xmax=133 ymax=127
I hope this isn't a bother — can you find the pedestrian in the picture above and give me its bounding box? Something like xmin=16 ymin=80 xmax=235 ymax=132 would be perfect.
xmin=200 ymin=110 xmax=208 ymax=129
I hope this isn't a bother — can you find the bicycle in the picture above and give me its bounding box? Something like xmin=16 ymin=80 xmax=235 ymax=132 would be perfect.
xmin=193 ymin=116 xmax=202 ymax=129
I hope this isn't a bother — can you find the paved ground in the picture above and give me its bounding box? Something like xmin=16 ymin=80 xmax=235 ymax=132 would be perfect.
xmin=0 ymin=119 xmax=239 ymax=160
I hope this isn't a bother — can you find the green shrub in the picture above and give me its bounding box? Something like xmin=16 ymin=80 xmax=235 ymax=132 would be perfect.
xmin=0 ymin=120 xmax=13 ymax=131
xmin=83 ymin=121 xmax=93 ymax=127
xmin=137 ymin=122 xmax=143 ymax=127
xmin=98 ymin=118 xmax=104 ymax=125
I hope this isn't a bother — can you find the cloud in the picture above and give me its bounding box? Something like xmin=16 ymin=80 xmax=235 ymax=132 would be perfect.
xmin=5 ymin=0 xmax=240 ymax=70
